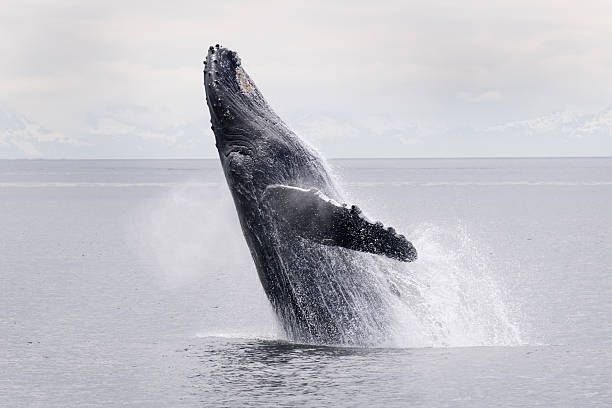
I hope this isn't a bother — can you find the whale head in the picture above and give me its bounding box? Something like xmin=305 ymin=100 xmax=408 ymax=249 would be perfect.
xmin=204 ymin=44 xmax=262 ymax=159
xmin=203 ymin=45 xmax=335 ymax=202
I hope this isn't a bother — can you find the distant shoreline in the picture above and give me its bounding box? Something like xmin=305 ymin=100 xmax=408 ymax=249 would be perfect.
xmin=1 ymin=156 xmax=611 ymax=161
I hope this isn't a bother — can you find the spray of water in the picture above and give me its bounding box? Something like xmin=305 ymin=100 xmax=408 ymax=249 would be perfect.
xmin=381 ymin=223 xmax=523 ymax=347
xmin=136 ymin=182 xmax=246 ymax=289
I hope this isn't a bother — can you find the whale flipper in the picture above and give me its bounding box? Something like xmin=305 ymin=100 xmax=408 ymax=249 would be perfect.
xmin=263 ymin=185 xmax=417 ymax=262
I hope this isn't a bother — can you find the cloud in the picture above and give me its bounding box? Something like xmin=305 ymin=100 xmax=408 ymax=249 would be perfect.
xmin=457 ymin=91 xmax=502 ymax=103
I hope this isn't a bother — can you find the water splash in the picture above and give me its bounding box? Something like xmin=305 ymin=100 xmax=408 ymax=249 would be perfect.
xmin=381 ymin=223 xmax=523 ymax=347
xmin=322 ymin=159 xmax=522 ymax=347
xmin=138 ymin=182 xmax=522 ymax=348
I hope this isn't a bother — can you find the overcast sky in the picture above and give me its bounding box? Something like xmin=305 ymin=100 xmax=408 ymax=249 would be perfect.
xmin=1 ymin=0 xmax=611 ymax=158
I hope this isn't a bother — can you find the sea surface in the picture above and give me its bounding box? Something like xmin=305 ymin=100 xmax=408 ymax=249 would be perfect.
xmin=1 ymin=158 xmax=611 ymax=407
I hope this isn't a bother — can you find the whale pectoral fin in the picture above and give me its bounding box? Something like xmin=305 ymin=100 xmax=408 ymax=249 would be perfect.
xmin=263 ymin=185 xmax=417 ymax=262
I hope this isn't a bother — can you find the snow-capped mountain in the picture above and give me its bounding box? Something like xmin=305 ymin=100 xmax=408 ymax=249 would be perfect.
xmin=0 ymin=109 xmax=72 ymax=157
xmin=485 ymin=108 xmax=612 ymax=139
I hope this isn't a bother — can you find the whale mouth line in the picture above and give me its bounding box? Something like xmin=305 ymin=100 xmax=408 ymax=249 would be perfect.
xmin=220 ymin=132 xmax=255 ymax=158
xmin=224 ymin=147 xmax=251 ymax=158
xmin=223 ymin=142 xmax=253 ymax=159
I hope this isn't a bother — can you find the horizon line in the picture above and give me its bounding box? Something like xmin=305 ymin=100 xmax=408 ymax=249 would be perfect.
xmin=1 ymin=155 xmax=611 ymax=161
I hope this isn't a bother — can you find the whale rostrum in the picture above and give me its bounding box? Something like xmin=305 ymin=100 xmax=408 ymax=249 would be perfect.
xmin=204 ymin=45 xmax=417 ymax=345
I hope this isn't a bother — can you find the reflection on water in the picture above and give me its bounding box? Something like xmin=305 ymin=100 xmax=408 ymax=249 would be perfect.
xmin=184 ymin=337 xmax=611 ymax=407
xmin=187 ymin=338 xmax=421 ymax=406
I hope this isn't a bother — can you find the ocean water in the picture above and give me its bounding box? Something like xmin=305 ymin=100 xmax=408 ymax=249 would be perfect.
xmin=1 ymin=158 xmax=611 ymax=407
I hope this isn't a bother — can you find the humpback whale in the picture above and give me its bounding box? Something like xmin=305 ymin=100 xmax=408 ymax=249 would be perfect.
xmin=203 ymin=44 xmax=416 ymax=345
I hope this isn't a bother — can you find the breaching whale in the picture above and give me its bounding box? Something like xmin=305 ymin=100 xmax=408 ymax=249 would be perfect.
xmin=203 ymin=44 xmax=416 ymax=345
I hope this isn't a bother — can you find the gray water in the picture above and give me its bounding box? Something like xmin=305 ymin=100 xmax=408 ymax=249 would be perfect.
xmin=1 ymin=158 xmax=611 ymax=407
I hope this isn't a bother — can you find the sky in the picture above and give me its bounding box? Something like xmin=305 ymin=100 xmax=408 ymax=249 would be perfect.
xmin=1 ymin=0 xmax=611 ymax=158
